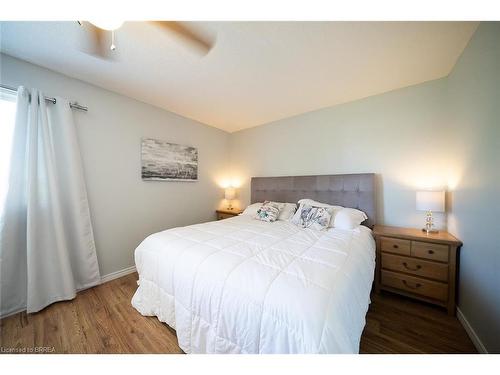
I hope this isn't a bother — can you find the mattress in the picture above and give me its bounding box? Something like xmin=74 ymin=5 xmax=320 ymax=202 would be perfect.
xmin=131 ymin=214 xmax=375 ymax=353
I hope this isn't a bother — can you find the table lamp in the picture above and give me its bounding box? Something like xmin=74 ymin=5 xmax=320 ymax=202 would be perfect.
xmin=416 ymin=190 xmax=445 ymax=233
xmin=225 ymin=187 xmax=236 ymax=210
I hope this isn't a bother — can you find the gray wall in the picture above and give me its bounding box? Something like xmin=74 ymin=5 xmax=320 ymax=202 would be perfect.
xmin=0 ymin=54 xmax=230 ymax=277
xmin=230 ymin=78 xmax=451 ymax=229
xmin=447 ymin=22 xmax=500 ymax=353
xmin=229 ymin=23 xmax=499 ymax=352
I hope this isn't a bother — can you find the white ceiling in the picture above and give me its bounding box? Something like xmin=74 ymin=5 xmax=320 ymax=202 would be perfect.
xmin=0 ymin=21 xmax=478 ymax=132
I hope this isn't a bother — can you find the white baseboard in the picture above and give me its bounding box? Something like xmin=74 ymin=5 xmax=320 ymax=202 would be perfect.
xmin=100 ymin=265 xmax=137 ymax=284
xmin=456 ymin=307 xmax=488 ymax=353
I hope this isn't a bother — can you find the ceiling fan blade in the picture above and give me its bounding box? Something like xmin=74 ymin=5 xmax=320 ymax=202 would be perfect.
xmin=151 ymin=21 xmax=214 ymax=55
xmin=78 ymin=21 xmax=113 ymax=60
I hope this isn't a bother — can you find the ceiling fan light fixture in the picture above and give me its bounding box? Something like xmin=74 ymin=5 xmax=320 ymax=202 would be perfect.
xmin=88 ymin=20 xmax=124 ymax=31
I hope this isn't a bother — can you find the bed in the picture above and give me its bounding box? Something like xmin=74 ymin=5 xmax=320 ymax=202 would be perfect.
xmin=132 ymin=174 xmax=377 ymax=353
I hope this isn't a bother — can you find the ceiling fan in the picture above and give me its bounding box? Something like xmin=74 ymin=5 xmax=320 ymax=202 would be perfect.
xmin=78 ymin=20 xmax=214 ymax=59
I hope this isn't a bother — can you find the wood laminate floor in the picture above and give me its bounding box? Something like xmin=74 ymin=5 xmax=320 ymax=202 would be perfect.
xmin=0 ymin=272 xmax=477 ymax=354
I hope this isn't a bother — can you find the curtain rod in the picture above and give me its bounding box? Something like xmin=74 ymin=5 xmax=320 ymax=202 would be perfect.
xmin=0 ymin=83 xmax=88 ymax=112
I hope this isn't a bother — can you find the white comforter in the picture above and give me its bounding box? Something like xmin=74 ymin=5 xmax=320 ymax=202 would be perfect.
xmin=131 ymin=215 xmax=375 ymax=353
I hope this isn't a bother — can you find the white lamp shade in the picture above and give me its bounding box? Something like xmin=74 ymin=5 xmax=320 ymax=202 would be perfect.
xmin=416 ymin=191 xmax=445 ymax=212
xmin=225 ymin=187 xmax=236 ymax=200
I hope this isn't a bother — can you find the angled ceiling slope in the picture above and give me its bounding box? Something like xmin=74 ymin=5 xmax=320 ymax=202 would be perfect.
xmin=0 ymin=21 xmax=478 ymax=132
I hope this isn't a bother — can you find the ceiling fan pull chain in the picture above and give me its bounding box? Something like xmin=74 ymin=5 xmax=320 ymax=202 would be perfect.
xmin=110 ymin=30 xmax=116 ymax=51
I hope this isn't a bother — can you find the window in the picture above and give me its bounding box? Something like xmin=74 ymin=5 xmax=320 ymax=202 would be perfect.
xmin=0 ymin=88 xmax=17 ymax=215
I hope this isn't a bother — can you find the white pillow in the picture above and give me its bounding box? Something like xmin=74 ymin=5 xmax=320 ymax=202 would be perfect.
xmin=278 ymin=202 xmax=297 ymax=221
xmin=332 ymin=208 xmax=368 ymax=230
xmin=241 ymin=202 xmax=263 ymax=216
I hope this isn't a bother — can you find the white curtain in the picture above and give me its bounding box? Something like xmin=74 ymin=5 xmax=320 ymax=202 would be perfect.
xmin=0 ymin=87 xmax=100 ymax=317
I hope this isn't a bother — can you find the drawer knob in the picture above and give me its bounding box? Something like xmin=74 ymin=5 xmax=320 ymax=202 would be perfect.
xmin=393 ymin=244 xmax=399 ymax=249
xmin=402 ymin=280 xmax=422 ymax=289
xmin=403 ymin=262 xmax=422 ymax=271
xmin=428 ymin=249 xmax=435 ymax=255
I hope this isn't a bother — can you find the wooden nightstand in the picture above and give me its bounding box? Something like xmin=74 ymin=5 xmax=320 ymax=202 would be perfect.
xmin=216 ymin=208 xmax=242 ymax=220
xmin=373 ymin=225 xmax=462 ymax=315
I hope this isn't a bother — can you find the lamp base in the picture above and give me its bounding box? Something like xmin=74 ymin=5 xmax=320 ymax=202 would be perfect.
xmin=422 ymin=228 xmax=439 ymax=234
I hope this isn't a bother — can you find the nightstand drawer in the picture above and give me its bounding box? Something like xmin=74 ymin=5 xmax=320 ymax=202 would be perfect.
xmin=411 ymin=241 xmax=449 ymax=263
xmin=381 ymin=253 xmax=448 ymax=282
xmin=216 ymin=209 xmax=242 ymax=221
xmin=380 ymin=237 xmax=411 ymax=256
xmin=381 ymin=270 xmax=448 ymax=302
xmin=217 ymin=213 xmax=234 ymax=220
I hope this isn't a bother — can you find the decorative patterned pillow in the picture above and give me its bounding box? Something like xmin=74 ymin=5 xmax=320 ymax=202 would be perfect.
xmin=297 ymin=199 xmax=343 ymax=227
xmin=290 ymin=204 xmax=333 ymax=231
xmin=255 ymin=201 xmax=282 ymax=222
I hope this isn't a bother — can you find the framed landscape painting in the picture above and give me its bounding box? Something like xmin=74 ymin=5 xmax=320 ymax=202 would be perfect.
xmin=141 ymin=138 xmax=198 ymax=181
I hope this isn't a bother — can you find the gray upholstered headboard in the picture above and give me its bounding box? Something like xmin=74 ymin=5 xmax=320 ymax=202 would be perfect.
xmin=251 ymin=173 xmax=376 ymax=228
